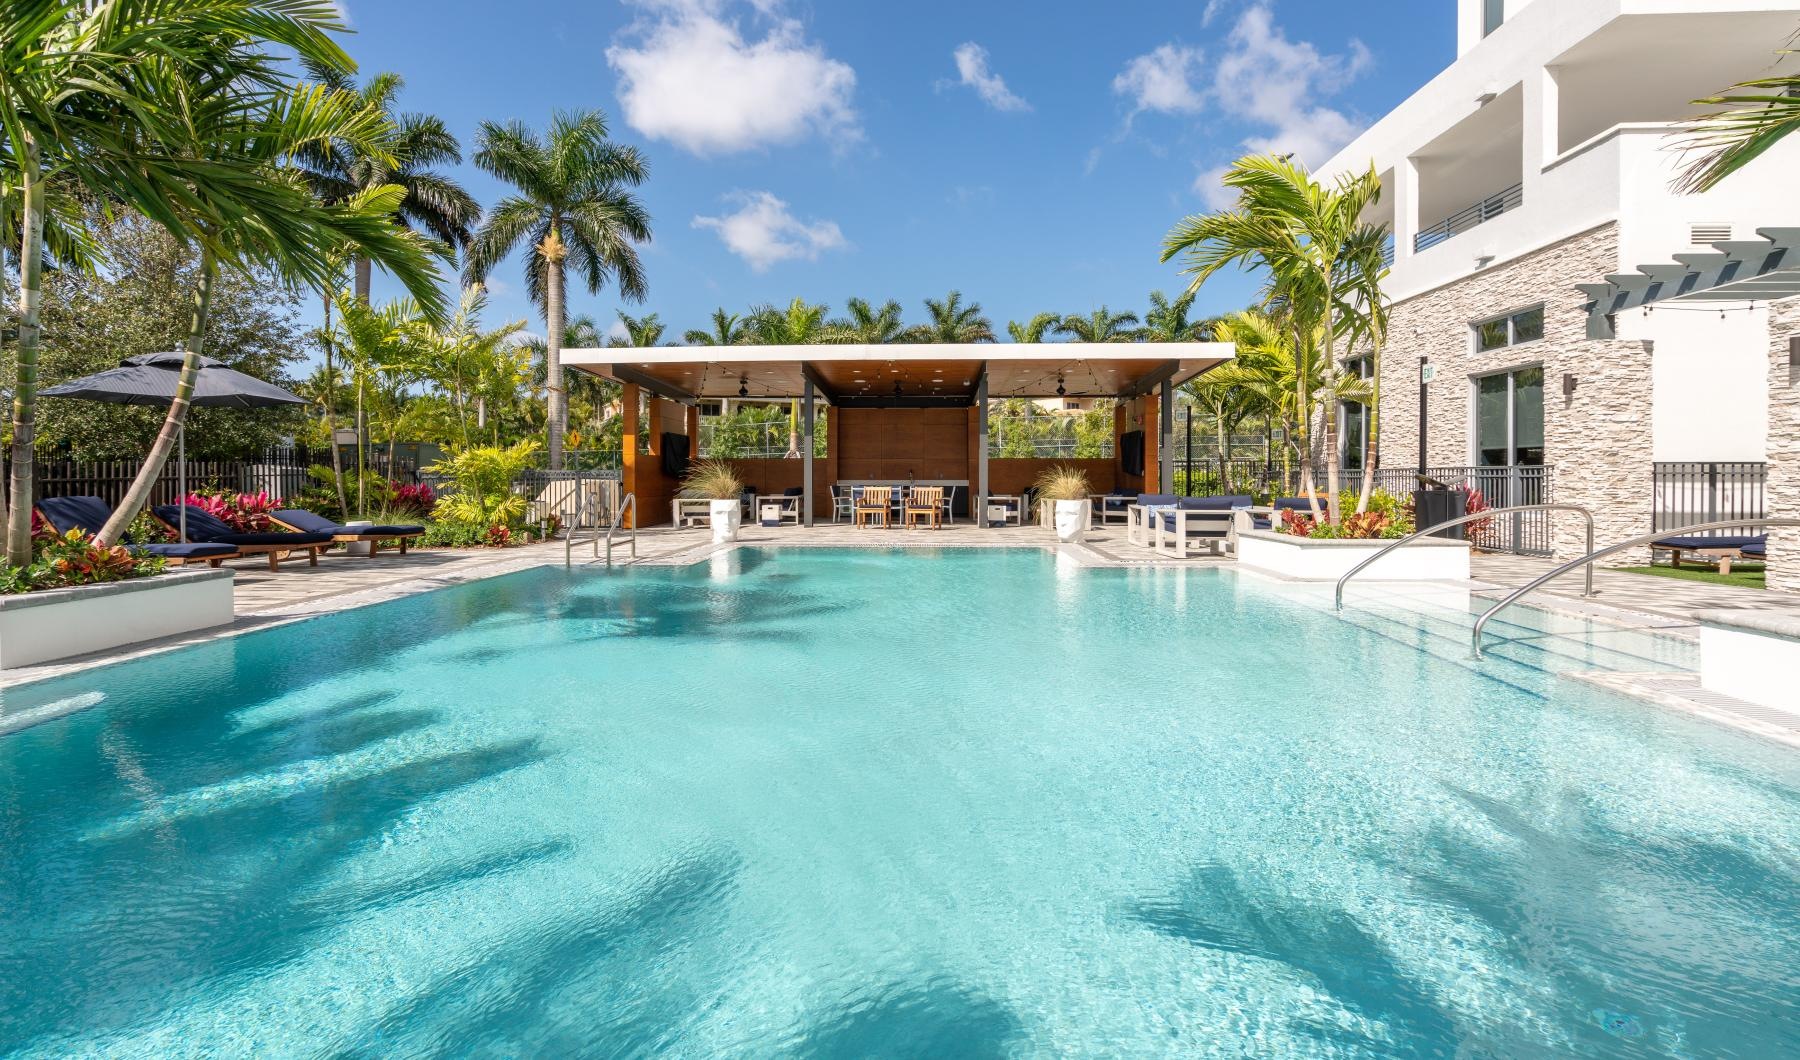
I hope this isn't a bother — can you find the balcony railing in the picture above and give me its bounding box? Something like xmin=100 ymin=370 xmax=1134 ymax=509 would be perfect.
xmin=1413 ymin=183 xmax=1522 ymax=254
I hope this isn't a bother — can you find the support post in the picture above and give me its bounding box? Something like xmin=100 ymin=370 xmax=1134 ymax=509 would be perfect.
xmin=1159 ymin=380 xmax=1173 ymax=495
xmin=802 ymin=380 xmax=815 ymax=528
xmin=976 ymin=369 xmax=989 ymax=527
xmin=621 ymin=382 xmax=640 ymax=529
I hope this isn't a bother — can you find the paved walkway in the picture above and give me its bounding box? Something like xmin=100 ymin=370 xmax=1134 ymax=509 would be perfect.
xmin=1469 ymin=553 xmax=1800 ymax=625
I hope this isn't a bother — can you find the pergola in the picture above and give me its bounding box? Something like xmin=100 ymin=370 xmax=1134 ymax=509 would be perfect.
xmin=564 ymin=342 xmax=1234 ymax=526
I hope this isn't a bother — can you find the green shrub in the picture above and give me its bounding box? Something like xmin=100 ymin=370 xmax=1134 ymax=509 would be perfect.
xmin=426 ymin=441 xmax=539 ymax=527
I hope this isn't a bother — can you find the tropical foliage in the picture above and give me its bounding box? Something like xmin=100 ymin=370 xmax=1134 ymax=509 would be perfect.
xmin=426 ymin=441 xmax=539 ymax=528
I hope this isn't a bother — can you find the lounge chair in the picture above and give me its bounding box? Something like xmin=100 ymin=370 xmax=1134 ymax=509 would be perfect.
xmin=152 ymin=504 xmax=333 ymax=571
xmin=904 ymin=485 xmax=944 ymax=530
xmin=1652 ymin=534 xmax=1766 ymax=575
xmin=1154 ymin=495 xmax=1252 ymax=556
xmin=1094 ymin=490 xmax=1135 ymax=528
xmin=854 ymin=486 xmax=893 ymax=528
xmin=36 ymin=495 xmax=239 ymax=567
xmin=830 ymin=484 xmax=854 ymax=523
xmin=272 ymin=508 xmax=424 ymax=556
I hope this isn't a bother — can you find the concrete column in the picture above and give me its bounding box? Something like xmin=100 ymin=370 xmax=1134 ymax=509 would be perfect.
xmin=1159 ymin=381 xmax=1174 ymax=494
xmin=1524 ymin=65 xmax=1558 ymax=202
xmin=976 ymin=371 xmax=989 ymax=527
xmin=1395 ymin=156 xmax=1420 ymax=263
xmin=802 ymin=380 xmax=815 ymax=528
xmin=620 ymin=383 xmax=640 ymax=529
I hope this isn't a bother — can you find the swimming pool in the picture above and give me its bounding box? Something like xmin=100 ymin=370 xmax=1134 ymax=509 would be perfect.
xmin=2 ymin=547 xmax=1796 ymax=1056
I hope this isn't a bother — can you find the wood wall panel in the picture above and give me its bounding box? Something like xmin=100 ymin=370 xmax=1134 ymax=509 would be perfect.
xmin=836 ymin=407 xmax=970 ymax=483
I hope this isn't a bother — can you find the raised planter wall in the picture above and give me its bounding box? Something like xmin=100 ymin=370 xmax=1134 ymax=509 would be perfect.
xmin=1235 ymin=528 xmax=1471 ymax=582
xmin=1695 ymin=609 xmax=1800 ymax=716
xmin=0 ymin=569 xmax=234 ymax=669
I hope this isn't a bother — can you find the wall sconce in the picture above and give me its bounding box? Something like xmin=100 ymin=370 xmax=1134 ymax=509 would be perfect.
xmin=1562 ymin=373 xmax=1578 ymax=398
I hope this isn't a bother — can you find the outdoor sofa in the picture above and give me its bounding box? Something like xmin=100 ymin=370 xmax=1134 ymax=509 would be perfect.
xmin=152 ymin=504 xmax=333 ymax=571
xmin=1153 ymin=495 xmax=1252 ymax=557
xmin=272 ymin=508 xmax=424 ymax=556
xmin=36 ymin=495 xmax=238 ymax=566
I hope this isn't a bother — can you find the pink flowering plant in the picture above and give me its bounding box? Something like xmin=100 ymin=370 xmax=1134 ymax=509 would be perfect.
xmin=184 ymin=489 xmax=283 ymax=533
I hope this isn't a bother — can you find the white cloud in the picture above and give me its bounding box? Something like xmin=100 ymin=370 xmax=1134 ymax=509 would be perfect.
xmin=1112 ymin=43 xmax=1206 ymax=117
xmin=606 ymin=0 xmax=858 ymax=156
xmin=692 ymin=191 xmax=846 ymax=272
xmin=1114 ymin=3 xmax=1371 ymax=198
xmin=947 ymin=43 xmax=1031 ymax=113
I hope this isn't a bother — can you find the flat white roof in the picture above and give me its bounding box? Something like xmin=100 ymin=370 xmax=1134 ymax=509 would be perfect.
xmin=564 ymin=342 xmax=1234 ymax=403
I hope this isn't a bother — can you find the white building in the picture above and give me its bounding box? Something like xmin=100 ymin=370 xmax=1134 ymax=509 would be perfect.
xmin=1318 ymin=0 xmax=1800 ymax=571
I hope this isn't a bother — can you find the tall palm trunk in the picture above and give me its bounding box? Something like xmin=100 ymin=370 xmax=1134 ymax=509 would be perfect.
xmin=99 ymin=250 xmax=217 ymax=545
xmin=1356 ymin=333 xmax=1382 ymax=514
xmin=323 ymin=292 xmax=350 ymax=517
xmin=356 ymin=375 xmax=367 ymax=516
xmin=1291 ymin=321 xmax=1321 ymax=521
xmin=354 ymin=256 xmax=372 ymax=303
xmin=541 ymin=229 xmax=567 ymax=470
xmin=1320 ymin=271 xmax=1342 ymax=527
xmin=5 ymin=146 xmax=47 ymax=565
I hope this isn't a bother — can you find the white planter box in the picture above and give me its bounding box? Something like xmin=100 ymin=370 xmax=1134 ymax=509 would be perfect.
xmin=1053 ymin=499 xmax=1090 ymax=543
xmin=1696 ymin=609 xmax=1800 ymax=716
xmin=710 ymin=499 xmax=742 ymax=543
xmin=1235 ymin=528 xmax=1470 ymax=582
xmin=0 ymin=568 xmax=233 ymax=669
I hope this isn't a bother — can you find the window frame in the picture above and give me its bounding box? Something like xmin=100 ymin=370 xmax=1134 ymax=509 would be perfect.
xmin=1470 ymin=304 xmax=1545 ymax=354
xmin=1469 ymin=362 xmax=1545 ymax=468
xmin=1482 ymin=0 xmax=1505 ymax=36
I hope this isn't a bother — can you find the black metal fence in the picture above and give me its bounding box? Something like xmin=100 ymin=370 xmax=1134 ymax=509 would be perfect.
xmin=417 ymin=467 xmax=624 ymax=528
xmin=12 ymin=447 xmax=325 ymax=507
xmin=1653 ymin=462 xmax=1766 ymax=537
xmin=1169 ymin=460 xmax=1556 ymax=556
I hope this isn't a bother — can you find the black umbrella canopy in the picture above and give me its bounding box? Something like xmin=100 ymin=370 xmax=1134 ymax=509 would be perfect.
xmin=40 ymin=351 xmax=305 ymax=409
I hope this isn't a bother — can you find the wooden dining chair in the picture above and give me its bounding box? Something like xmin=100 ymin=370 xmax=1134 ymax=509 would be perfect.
xmin=854 ymin=486 xmax=894 ymax=528
xmin=903 ymin=485 xmax=944 ymax=529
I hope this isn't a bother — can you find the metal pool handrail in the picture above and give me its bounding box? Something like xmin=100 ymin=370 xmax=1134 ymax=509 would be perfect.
xmin=1334 ymin=504 xmax=1596 ymax=612
xmin=1470 ymin=517 xmax=1800 ymax=658
xmin=602 ymin=493 xmax=637 ymax=569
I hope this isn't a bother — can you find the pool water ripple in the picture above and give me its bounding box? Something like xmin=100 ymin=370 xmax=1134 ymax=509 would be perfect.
xmin=0 ymin=547 xmax=1796 ymax=1057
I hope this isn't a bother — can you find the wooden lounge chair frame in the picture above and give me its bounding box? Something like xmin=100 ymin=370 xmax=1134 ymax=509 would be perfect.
xmin=1652 ymin=540 xmax=1762 ymax=576
xmin=904 ymin=486 xmax=944 ymax=530
xmin=270 ymin=514 xmax=421 ymax=556
xmin=854 ymin=486 xmax=893 ymax=528
xmin=153 ymin=513 xmax=326 ymax=572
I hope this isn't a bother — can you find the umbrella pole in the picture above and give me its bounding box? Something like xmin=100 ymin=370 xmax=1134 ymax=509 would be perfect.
xmin=178 ymin=426 xmax=187 ymax=544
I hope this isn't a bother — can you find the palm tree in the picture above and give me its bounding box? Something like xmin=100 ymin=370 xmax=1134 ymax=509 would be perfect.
xmin=609 ymin=310 xmax=666 ymax=347
xmin=1055 ymin=307 xmax=1142 ymax=343
xmin=414 ymin=285 xmax=528 ymax=446
xmin=1006 ymin=312 xmax=1060 ymax=344
xmin=1142 ymin=289 xmax=1209 ymax=342
xmin=833 ymin=297 xmax=907 ymax=343
xmin=466 ymin=110 xmax=651 ymax=470
xmin=684 ymin=308 xmax=751 ymax=346
xmin=907 ymin=290 xmax=994 ymax=343
xmin=294 ymin=68 xmax=479 ymax=301
xmin=1341 ymin=224 xmax=1392 ymax=512
xmin=333 ymin=294 xmax=426 ymax=515
xmin=750 ymin=299 xmax=834 ymax=456
xmin=1678 ymin=66 xmax=1800 ymax=192
xmin=1163 ymin=154 xmax=1381 ymax=525
xmin=1 ymin=0 xmax=370 ymax=562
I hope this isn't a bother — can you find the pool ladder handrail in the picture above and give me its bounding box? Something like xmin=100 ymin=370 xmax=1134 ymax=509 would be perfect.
xmin=1470 ymin=516 xmax=1799 ymax=658
xmin=1334 ymin=504 xmax=1597 ymax=612
xmin=563 ymin=491 xmax=636 ymax=568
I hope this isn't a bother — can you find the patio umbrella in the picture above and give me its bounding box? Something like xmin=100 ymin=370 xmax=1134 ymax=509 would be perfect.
xmin=40 ymin=352 xmax=306 ymax=541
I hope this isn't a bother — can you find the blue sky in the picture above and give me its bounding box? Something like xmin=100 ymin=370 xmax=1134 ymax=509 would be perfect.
xmin=345 ymin=0 xmax=1450 ymax=342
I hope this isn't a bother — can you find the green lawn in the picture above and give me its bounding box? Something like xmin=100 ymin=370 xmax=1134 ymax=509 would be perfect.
xmin=1615 ymin=563 xmax=1766 ymax=590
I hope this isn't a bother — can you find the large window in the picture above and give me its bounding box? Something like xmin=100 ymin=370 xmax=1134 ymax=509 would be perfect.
xmin=1473 ymin=305 xmax=1543 ymax=352
xmin=1483 ymin=0 xmax=1505 ymax=36
xmin=1474 ymin=366 xmax=1543 ymax=467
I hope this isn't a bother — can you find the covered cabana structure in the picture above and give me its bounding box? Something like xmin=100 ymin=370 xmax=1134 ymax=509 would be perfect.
xmin=564 ymin=342 xmax=1234 ymax=527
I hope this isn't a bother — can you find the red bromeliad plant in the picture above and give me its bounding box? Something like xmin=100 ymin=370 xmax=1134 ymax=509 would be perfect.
xmin=484 ymin=524 xmax=513 ymax=548
xmin=389 ymin=482 xmax=436 ymax=518
xmin=183 ymin=490 xmax=283 ymax=532
xmin=1278 ymin=507 xmax=1319 ymax=538
xmin=1459 ymin=486 xmax=1493 ymax=542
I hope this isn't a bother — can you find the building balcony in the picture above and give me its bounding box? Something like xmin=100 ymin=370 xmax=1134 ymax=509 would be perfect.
xmin=1413 ymin=183 xmax=1522 ymax=254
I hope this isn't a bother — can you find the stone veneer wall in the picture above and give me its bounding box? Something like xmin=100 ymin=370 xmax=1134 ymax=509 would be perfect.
xmin=1767 ymin=300 xmax=1800 ymax=594
xmin=1376 ymin=222 xmax=1653 ymax=560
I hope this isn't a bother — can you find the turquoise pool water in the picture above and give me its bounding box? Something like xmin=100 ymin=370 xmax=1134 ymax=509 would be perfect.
xmin=2 ymin=548 xmax=1797 ymax=1057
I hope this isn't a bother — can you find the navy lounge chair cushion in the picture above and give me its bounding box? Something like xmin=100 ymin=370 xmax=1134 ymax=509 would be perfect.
xmin=782 ymin=486 xmax=806 ymax=497
xmin=135 ymin=542 xmax=237 ymax=560
xmin=274 ymin=509 xmax=422 ymax=536
xmin=153 ymin=505 xmax=331 ymax=547
xmin=37 ymin=495 xmax=114 ymax=535
xmin=1654 ymin=535 xmax=1766 ymax=551
xmin=1137 ymin=493 xmax=1178 ymax=507
xmin=1274 ymin=497 xmax=1320 ymax=511
xmin=1159 ymin=509 xmax=1231 ymax=534
xmin=1180 ymin=494 xmax=1253 ymax=511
